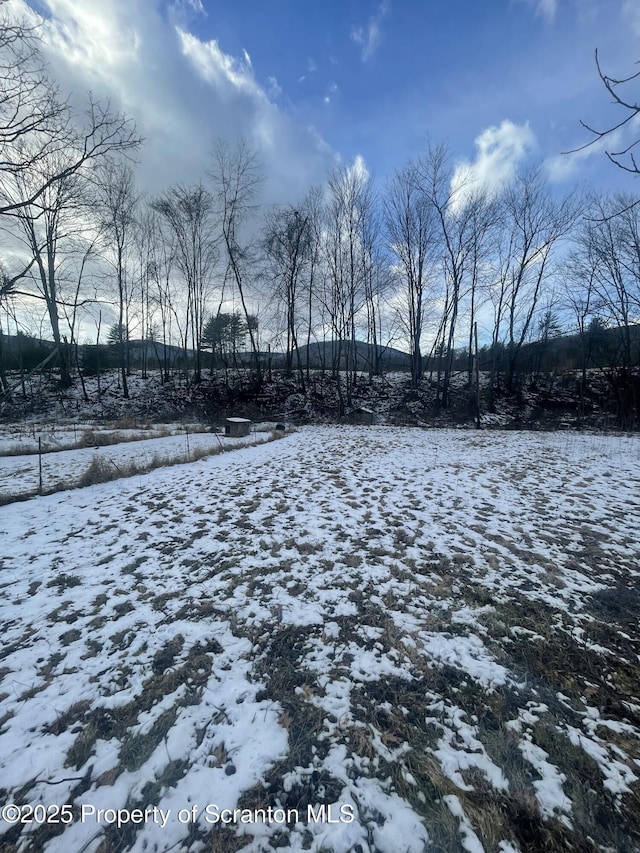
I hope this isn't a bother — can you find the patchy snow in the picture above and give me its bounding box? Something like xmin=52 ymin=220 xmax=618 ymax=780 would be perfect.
xmin=443 ymin=794 xmax=485 ymax=852
xmin=0 ymin=428 xmax=272 ymax=499
xmin=0 ymin=425 xmax=639 ymax=852
xmin=416 ymin=632 xmax=510 ymax=690
xmin=0 ymin=421 xmax=205 ymax=455
xmin=518 ymin=735 xmax=572 ymax=824
xmin=564 ymin=726 xmax=638 ymax=797
xmin=429 ymin=701 xmax=509 ymax=792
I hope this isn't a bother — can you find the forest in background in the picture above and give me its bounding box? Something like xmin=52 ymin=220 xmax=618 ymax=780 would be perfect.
xmin=0 ymin=7 xmax=639 ymax=425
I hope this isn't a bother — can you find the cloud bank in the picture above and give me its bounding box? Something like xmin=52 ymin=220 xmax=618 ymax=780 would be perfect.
xmin=7 ymin=0 xmax=334 ymax=205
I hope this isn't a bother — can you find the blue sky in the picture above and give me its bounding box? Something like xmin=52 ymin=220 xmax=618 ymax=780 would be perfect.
xmin=13 ymin=0 xmax=640 ymax=204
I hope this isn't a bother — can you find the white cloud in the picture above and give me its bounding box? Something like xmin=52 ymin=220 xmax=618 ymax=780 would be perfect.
xmin=351 ymin=0 xmax=390 ymax=62
xmin=5 ymin=0 xmax=334 ymax=205
xmin=349 ymin=154 xmax=369 ymax=183
xmin=170 ymin=0 xmax=205 ymax=14
xmin=544 ymin=141 xmax=605 ymax=183
xmin=451 ymin=120 xmax=536 ymax=208
xmin=32 ymin=0 xmax=142 ymax=74
xmin=178 ymin=30 xmax=261 ymax=99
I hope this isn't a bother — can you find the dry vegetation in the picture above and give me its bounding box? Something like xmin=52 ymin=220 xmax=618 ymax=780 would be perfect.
xmin=0 ymin=426 xmax=638 ymax=853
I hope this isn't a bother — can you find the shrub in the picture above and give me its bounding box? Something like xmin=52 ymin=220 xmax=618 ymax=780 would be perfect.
xmin=77 ymin=456 xmax=118 ymax=487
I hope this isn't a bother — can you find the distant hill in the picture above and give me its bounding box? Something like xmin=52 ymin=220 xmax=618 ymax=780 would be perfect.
xmin=2 ymin=323 xmax=638 ymax=378
xmin=291 ymin=340 xmax=411 ymax=371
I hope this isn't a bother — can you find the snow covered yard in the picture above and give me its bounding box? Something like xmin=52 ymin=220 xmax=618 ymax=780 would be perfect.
xmin=0 ymin=421 xmax=191 ymax=456
xmin=0 ymin=426 xmax=639 ymax=853
xmin=0 ymin=426 xmax=275 ymax=501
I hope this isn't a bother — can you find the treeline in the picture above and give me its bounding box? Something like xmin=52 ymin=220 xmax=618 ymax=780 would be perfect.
xmin=0 ymin=11 xmax=638 ymax=419
xmin=3 ymin=317 xmax=638 ymax=388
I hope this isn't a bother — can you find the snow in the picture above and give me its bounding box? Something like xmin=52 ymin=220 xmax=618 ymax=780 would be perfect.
xmin=0 ymin=425 xmax=639 ymax=852
xmin=564 ymin=726 xmax=638 ymax=796
xmin=430 ymin=701 xmax=509 ymax=792
xmin=443 ymin=794 xmax=485 ymax=853
xmin=518 ymin=735 xmax=572 ymax=824
xmin=0 ymin=421 xmax=202 ymax=455
xmin=0 ymin=427 xmax=271 ymax=499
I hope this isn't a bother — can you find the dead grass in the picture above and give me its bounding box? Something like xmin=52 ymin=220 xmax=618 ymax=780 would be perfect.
xmin=204 ymin=539 xmax=640 ymax=853
xmin=50 ymin=638 xmax=223 ymax=775
xmin=3 ymin=428 xmax=639 ymax=853
xmin=46 ymin=572 xmax=81 ymax=591
xmin=0 ymin=420 xmax=217 ymax=459
xmin=2 ymin=430 xmax=288 ymax=504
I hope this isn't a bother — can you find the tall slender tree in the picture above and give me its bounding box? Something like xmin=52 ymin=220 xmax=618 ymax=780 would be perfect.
xmin=9 ymin=157 xmax=86 ymax=386
xmin=210 ymin=138 xmax=263 ymax=382
xmin=419 ymin=144 xmax=476 ymax=407
xmin=263 ymin=203 xmax=312 ymax=382
xmin=497 ymin=168 xmax=578 ymax=390
xmin=385 ymin=161 xmax=436 ymax=387
xmin=152 ymin=184 xmax=217 ymax=383
xmin=99 ymin=163 xmax=139 ymax=398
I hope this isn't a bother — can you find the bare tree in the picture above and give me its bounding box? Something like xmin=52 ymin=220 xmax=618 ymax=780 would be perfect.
xmin=6 ymin=151 xmax=91 ymax=387
xmin=98 ymin=163 xmax=139 ymax=398
xmin=145 ymin=209 xmax=178 ymax=383
xmin=210 ymin=138 xmax=263 ymax=381
xmin=152 ymin=184 xmax=217 ymax=383
xmin=464 ymin=194 xmax=500 ymax=391
xmin=299 ymin=185 xmax=324 ymax=381
xmin=132 ymin=204 xmax=155 ymax=379
xmin=262 ymin=203 xmax=312 ymax=382
xmin=0 ymin=9 xmax=70 ymax=214
xmin=561 ymin=248 xmax=595 ymax=410
xmin=59 ymin=235 xmax=101 ymax=400
xmin=418 ymin=144 xmax=478 ymax=407
xmin=584 ymin=194 xmax=640 ymax=368
xmin=385 ymin=161 xmax=436 ymax=387
xmin=0 ymin=9 xmax=140 ymax=390
xmin=322 ymin=160 xmax=375 ymax=409
xmin=492 ymin=168 xmax=578 ymax=391
xmin=564 ymin=193 xmax=640 ymax=422
xmin=0 ymin=9 xmax=140 ymax=222
xmin=358 ymin=178 xmax=387 ymax=378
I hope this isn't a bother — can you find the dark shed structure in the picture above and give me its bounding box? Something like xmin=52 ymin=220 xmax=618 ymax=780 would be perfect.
xmin=225 ymin=417 xmax=252 ymax=437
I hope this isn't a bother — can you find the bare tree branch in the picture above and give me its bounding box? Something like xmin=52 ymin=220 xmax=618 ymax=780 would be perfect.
xmin=565 ymin=49 xmax=640 ymax=177
xmin=0 ymin=12 xmax=142 ymax=220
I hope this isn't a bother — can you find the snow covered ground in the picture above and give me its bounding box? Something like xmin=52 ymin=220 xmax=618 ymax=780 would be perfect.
xmin=0 ymin=426 xmax=639 ymax=853
xmin=0 ymin=421 xmax=192 ymax=456
xmin=0 ymin=426 xmax=274 ymax=500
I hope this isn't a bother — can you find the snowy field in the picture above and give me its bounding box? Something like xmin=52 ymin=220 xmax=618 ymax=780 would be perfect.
xmin=0 ymin=425 xmax=273 ymax=500
xmin=0 ymin=426 xmax=639 ymax=853
xmin=0 ymin=421 xmax=193 ymax=456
